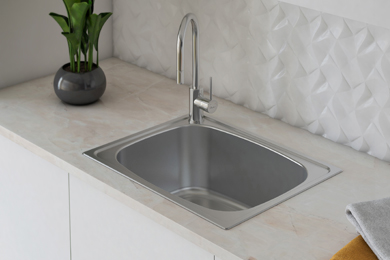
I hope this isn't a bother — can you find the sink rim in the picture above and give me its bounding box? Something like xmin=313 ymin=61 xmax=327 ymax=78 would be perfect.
xmin=84 ymin=116 xmax=342 ymax=229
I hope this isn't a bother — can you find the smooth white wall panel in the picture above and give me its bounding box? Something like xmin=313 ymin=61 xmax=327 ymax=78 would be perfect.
xmin=0 ymin=135 xmax=70 ymax=260
xmin=113 ymin=0 xmax=390 ymax=162
xmin=0 ymin=0 xmax=113 ymax=89
xmin=70 ymin=175 xmax=214 ymax=260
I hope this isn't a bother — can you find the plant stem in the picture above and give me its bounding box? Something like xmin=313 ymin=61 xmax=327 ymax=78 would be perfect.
xmin=70 ymin=46 xmax=75 ymax=72
xmin=88 ymin=42 xmax=94 ymax=71
xmin=96 ymin=51 xmax=99 ymax=67
xmin=84 ymin=53 xmax=87 ymax=72
xmin=77 ymin=47 xmax=81 ymax=73
xmin=68 ymin=41 xmax=73 ymax=72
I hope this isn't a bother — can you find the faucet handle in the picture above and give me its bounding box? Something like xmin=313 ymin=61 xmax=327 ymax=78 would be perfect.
xmin=193 ymin=77 xmax=218 ymax=114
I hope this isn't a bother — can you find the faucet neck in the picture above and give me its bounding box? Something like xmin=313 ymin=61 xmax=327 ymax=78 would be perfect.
xmin=176 ymin=13 xmax=199 ymax=90
xmin=176 ymin=13 xmax=204 ymax=125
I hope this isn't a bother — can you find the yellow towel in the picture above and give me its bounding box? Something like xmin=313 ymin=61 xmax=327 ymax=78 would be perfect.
xmin=330 ymin=235 xmax=378 ymax=260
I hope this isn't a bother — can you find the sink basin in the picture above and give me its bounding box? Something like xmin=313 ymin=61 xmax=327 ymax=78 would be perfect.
xmin=84 ymin=116 xmax=341 ymax=229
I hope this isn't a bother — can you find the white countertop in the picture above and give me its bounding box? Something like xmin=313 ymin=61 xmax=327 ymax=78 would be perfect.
xmin=1 ymin=58 xmax=389 ymax=260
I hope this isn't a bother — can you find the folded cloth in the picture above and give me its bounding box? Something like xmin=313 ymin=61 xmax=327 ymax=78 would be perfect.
xmin=346 ymin=197 xmax=390 ymax=260
xmin=330 ymin=235 xmax=378 ymax=260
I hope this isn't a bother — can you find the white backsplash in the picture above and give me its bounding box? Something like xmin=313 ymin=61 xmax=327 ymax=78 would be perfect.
xmin=113 ymin=0 xmax=390 ymax=162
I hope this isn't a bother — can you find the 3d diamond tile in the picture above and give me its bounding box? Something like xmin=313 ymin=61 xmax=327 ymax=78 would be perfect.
xmin=113 ymin=0 xmax=390 ymax=162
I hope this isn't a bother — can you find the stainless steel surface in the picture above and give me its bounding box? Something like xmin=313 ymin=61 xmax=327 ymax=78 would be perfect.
xmin=172 ymin=187 xmax=250 ymax=211
xmin=176 ymin=13 xmax=199 ymax=89
xmin=194 ymin=77 xmax=218 ymax=114
xmin=193 ymin=98 xmax=218 ymax=114
xmin=176 ymin=14 xmax=218 ymax=124
xmin=84 ymin=116 xmax=342 ymax=229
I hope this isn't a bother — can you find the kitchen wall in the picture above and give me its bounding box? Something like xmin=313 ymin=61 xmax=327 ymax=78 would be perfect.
xmin=0 ymin=0 xmax=113 ymax=89
xmin=279 ymin=0 xmax=390 ymax=30
xmin=113 ymin=0 xmax=390 ymax=162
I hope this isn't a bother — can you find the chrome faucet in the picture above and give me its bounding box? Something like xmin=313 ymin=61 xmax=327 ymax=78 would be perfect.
xmin=176 ymin=13 xmax=218 ymax=124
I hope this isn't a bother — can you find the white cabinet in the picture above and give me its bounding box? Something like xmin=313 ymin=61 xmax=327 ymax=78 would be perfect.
xmin=69 ymin=175 xmax=215 ymax=260
xmin=0 ymin=133 xmax=218 ymax=260
xmin=0 ymin=135 xmax=70 ymax=260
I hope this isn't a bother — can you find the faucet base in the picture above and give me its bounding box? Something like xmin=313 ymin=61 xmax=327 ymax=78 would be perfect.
xmin=189 ymin=88 xmax=203 ymax=124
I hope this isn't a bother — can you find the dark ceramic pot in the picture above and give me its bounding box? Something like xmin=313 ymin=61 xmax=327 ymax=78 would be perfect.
xmin=53 ymin=63 xmax=106 ymax=105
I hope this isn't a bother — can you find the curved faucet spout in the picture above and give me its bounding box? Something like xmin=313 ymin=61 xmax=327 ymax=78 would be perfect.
xmin=176 ymin=13 xmax=199 ymax=90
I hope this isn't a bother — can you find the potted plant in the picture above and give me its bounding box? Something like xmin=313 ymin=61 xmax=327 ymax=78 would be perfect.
xmin=50 ymin=0 xmax=112 ymax=105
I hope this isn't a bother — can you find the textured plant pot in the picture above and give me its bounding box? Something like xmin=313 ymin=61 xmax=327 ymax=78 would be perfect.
xmin=53 ymin=63 xmax=106 ymax=105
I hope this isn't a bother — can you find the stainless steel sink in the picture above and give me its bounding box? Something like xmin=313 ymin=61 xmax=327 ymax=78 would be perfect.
xmin=84 ymin=116 xmax=342 ymax=229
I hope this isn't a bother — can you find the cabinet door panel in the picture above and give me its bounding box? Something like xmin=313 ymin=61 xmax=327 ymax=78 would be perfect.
xmin=0 ymin=135 xmax=70 ymax=260
xmin=70 ymin=175 xmax=214 ymax=260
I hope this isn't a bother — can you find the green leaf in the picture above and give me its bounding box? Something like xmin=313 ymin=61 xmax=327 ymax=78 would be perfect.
xmin=87 ymin=14 xmax=101 ymax=69
xmin=93 ymin=12 xmax=112 ymax=52
xmin=62 ymin=0 xmax=78 ymax=29
xmin=87 ymin=14 xmax=101 ymax=49
xmin=81 ymin=31 xmax=89 ymax=57
xmin=69 ymin=2 xmax=90 ymax=44
xmin=82 ymin=0 xmax=94 ymax=16
xmin=90 ymin=0 xmax=95 ymax=14
xmin=62 ymin=32 xmax=78 ymax=57
xmin=87 ymin=12 xmax=112 ymax=67
xmin=63 ymin=0 xmax=92 ymax=26
xmin=63 ymin=0 xmax=81 ymax=18
xmin=49 ymin=13 xmax=70 ymax=33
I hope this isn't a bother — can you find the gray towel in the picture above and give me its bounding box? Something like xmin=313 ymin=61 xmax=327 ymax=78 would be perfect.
xmin=346 ymin=197 xmax=390 ymax=260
